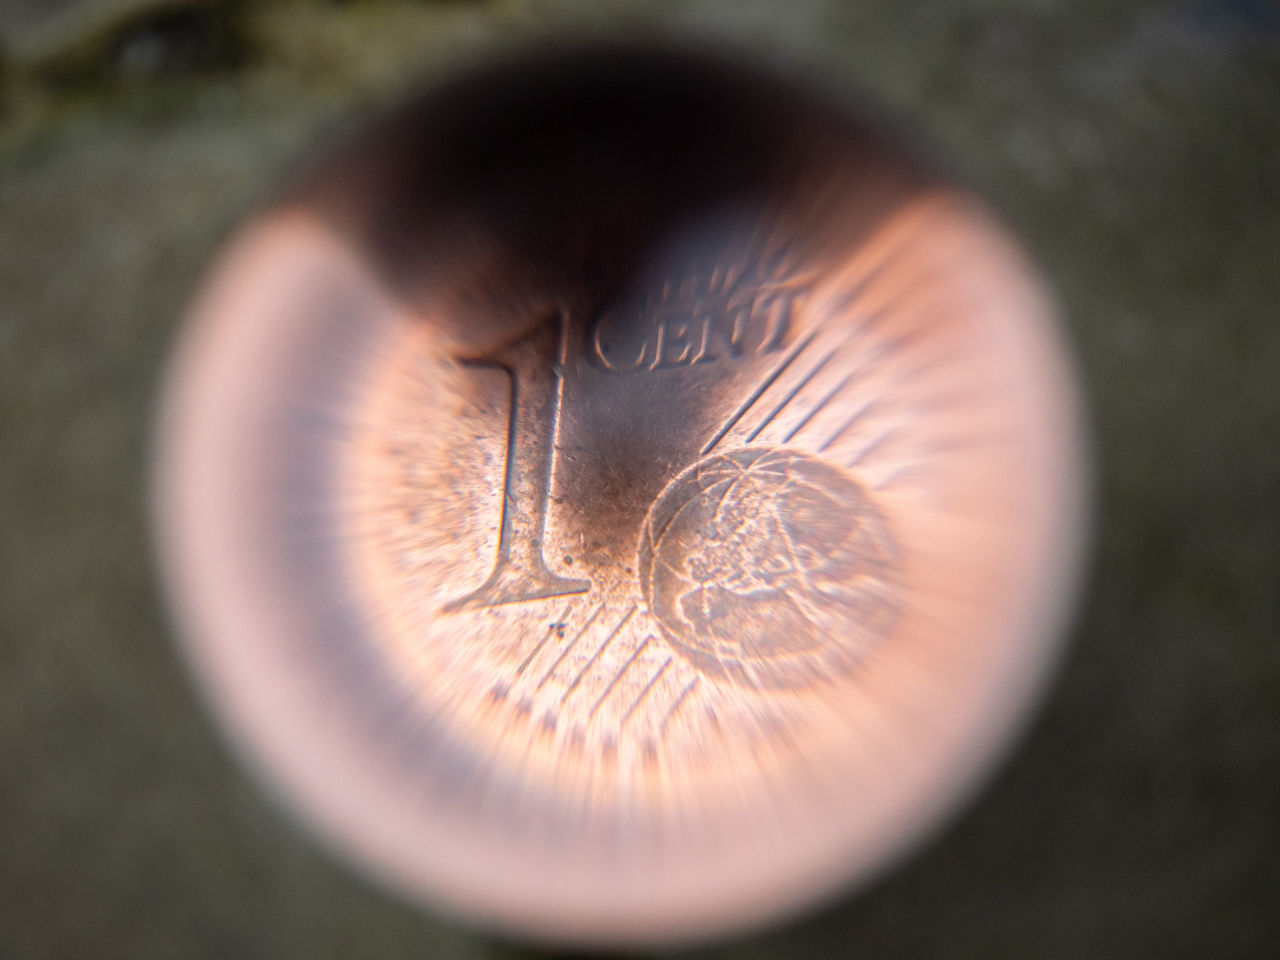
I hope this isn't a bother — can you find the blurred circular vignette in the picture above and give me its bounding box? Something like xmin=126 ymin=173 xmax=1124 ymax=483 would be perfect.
xmin=5 ymin=1 xmax=1278 ymax=957
xmin=152 ymin=41 xmax=1089 ymax=946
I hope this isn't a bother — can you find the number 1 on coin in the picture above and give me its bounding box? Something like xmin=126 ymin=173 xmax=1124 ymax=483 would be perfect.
xmin=445 ymin=312 xmax=591 ymax=611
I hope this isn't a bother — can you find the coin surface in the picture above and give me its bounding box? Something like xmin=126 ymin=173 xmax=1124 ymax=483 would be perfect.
xmin=154 ymin=45 xmax=1087 ymax=946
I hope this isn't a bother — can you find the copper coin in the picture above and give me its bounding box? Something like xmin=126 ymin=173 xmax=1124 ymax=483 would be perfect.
xmin=153 ymin=45 xmax=1088 ymax=946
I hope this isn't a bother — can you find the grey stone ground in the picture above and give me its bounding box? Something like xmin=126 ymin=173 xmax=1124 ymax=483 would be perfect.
xmin=1 ymin=1 xmax=1277 ymax=957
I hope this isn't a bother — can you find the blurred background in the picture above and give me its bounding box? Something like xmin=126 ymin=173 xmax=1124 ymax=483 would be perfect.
xmin=1 ymin=0 xmax=1277 ymax=957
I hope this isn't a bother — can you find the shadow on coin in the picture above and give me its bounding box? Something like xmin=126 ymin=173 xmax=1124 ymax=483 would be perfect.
xmin=276 ymin=40 xmax=940 ymax=546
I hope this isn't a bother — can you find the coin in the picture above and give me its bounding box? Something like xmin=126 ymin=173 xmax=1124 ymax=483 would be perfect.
xmin=153 ymin=44 xmax=1088 ymax=946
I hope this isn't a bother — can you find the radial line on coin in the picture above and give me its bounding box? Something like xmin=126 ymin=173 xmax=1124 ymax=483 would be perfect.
xmin=515 ymin=603 xmax=575 ymax=675
xmin=587 ymin=634 xmax=652 ymax=720
xmin=700 ymin=329 xmax=818 ymax=455
xmin=782 ymin=372 xmax=854 ymax=444
xmin=561 ymin=606 xmax=637 ymax=704
xmin=745 ymin=350 xmax=836 ymax=443
xmin=534 ymin=603 xmax=603 ymax=691
xmin=823 ymin=217 xmax=924 ymax=318
xmin=846 ymin=428 xmax=897 ymax=468
xmin=659 ymin=677 xmax=700 ymax=733
xmin=816 ymin=396 xmax=876 ymax=453
xmin=874 ymin=462 xmax=926 ymax=489
xmin=621 ymin=657 xmax=673 ymax=728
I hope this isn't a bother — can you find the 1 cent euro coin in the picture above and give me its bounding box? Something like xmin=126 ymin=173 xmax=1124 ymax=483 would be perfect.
xmin=153 ymin=43 xmax=1089 ymax=947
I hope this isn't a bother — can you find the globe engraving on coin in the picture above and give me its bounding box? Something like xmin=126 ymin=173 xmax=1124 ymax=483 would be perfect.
xmin=639 ymin=448 xmax=898 ymax=689
xmin=154 ymin=45 xmax=1087 ymax=948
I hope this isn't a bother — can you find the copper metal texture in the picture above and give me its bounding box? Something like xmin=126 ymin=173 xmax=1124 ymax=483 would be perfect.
xmin=153 ymin=45 xmax=1088 ymax=946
